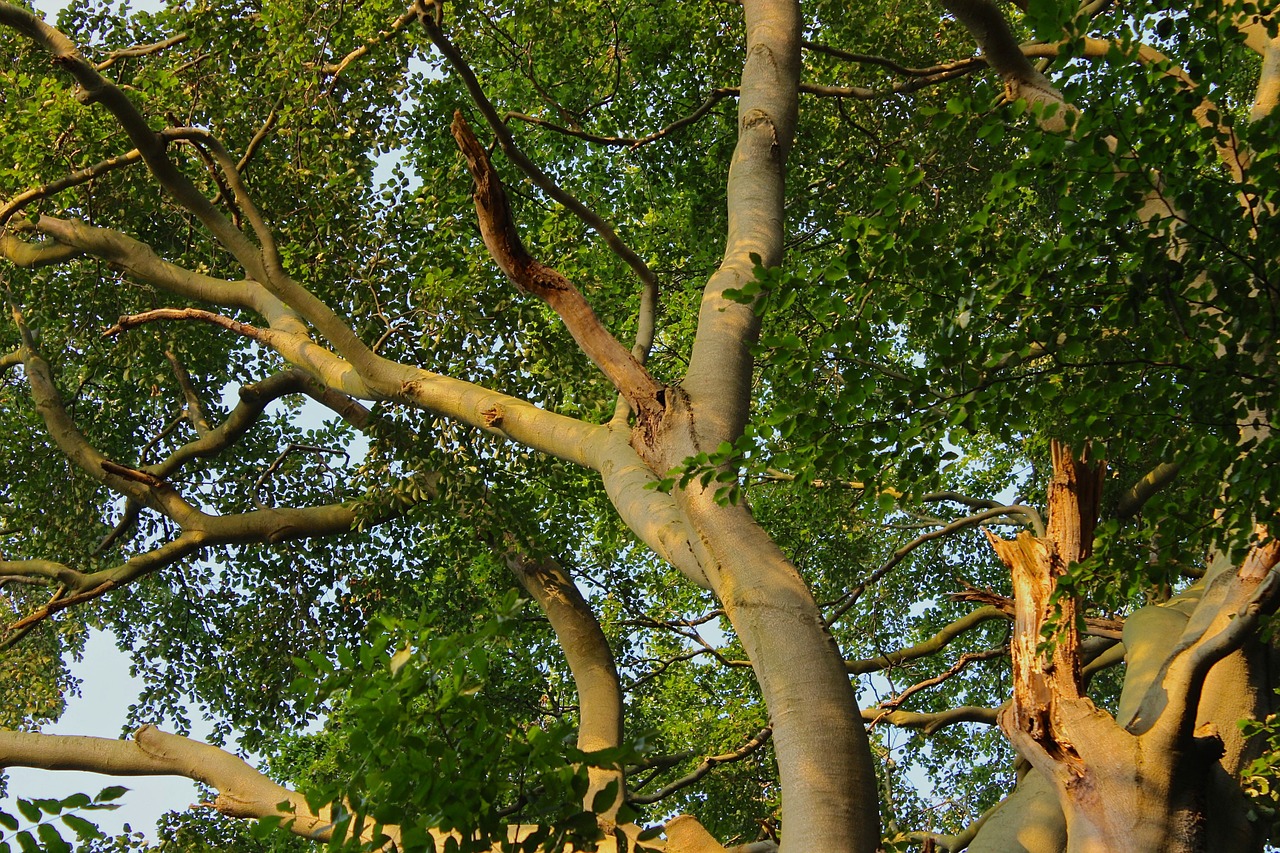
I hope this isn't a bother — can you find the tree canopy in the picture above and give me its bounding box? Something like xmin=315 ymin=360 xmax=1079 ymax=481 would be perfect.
xmin=1 ymin=0 xmax=1279 ymax=851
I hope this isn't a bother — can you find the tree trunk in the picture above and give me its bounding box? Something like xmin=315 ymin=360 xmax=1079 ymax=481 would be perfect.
xmin=679 ymin=486 xmax=880 ymax=852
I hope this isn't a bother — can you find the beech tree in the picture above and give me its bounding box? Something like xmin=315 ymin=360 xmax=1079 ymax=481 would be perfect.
xmin=1 ymin=0 xmax=1279 ymax=850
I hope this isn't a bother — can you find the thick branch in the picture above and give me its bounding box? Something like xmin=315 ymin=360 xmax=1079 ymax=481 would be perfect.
xmin=450 ymin=112 xmax=662 ymax=422
xmin=941 ymin=0 xmax=1072 ymax=128
xmin=679 ymin=0 xmax=801 ymax=444
xmin=1114 ymin=461 xmax=1182 ymax=520
xmin=0 ymin=5 xmax=386 ymax=381
xmin=507 ymin=553 xmax=625 ymax=819
xmin=0 ymin=727 xmax=748 ymax=851
xmin=25 ymin=215 xmax=306 ymax=335
xmin=0 ymin=726 xmax=383 ymax=843
xmin=104 ymin=306 xmax=375 ymax=400
xmin=1134 ymin=538 xmax=1280 ymax=745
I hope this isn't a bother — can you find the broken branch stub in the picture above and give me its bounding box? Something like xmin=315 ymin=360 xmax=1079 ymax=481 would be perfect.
xmin=987 ymin=441 xmax=1104 ymax=766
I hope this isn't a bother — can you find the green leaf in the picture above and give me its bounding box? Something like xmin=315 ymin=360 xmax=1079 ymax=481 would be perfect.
xmin=59 ymin=814 xmax=103 ymax=842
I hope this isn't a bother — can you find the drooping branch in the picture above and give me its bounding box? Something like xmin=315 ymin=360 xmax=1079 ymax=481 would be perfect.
xmin=450 ymin=112 xmax=663 ymax=423
xmin=507 ymin=552 xmax=625 ymax=819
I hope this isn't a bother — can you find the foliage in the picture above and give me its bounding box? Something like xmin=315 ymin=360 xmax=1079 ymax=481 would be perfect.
xmin=1 ymin=0 xmax=1279 ymax=849
xmin=0 ymin=787 xmax=125 ymax=853
xmin=281 ymin=592 xmax=634 ymax=853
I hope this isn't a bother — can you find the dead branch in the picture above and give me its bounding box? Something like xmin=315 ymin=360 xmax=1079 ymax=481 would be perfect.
xmin=420 ymin=8 xmax=659 ymax=369
xmin=450 ymin=112 xmax=663 ymax=422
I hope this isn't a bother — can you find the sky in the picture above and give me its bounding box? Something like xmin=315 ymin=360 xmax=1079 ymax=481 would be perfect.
xmin=3 ymin=632 xmax=205 ymax=840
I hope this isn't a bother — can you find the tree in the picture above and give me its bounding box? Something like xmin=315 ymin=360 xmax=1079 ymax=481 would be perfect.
xmin=0 ymin=0 xmax=1278 ymax=849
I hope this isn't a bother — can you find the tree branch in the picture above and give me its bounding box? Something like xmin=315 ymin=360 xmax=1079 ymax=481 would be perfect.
xmin=860 ymin=705 xmax=1001 ymax=734
xmin=419 ymin=4 xmax=659 ymax=369
xmin=506 ymin=87 xmax=740 ymax=150
xmin=826 ymin=504 xmax=1044 ymax=628
xmin=0 ymin=149 xmax=144 ymax=227
xmin=0 ymin=726 xmax=382 ymax=843
xmin=626 ymin=726 xmax=772 ymax=806
xmin=507 ymin=552 xmax=625 ymax=819
xmin=93 ymin=33 xmax=189 ymax=70
xmin=0 ymin=5 xmax=387 ymax=380
xmin=312 ymin=6 xmax=420 ymax=89
xmin=846 ymin=606 xmax=1006 ymax=674
xmin=941 ymin=0 xmax=1073 ymax=129
xmin=869 ymin=647 xmax=1008 ymax=719
xmin=1114 ymin=461 xmax=1182 ymax=520
xmin=450 ymin=112 xmax=663 ymax=423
